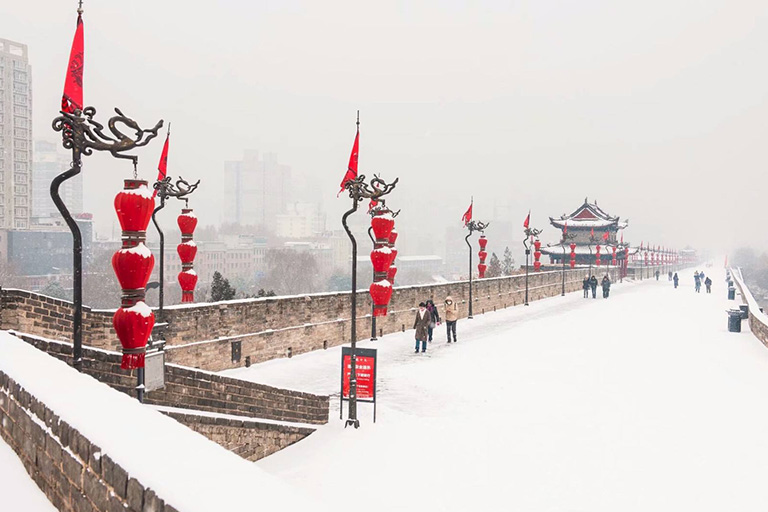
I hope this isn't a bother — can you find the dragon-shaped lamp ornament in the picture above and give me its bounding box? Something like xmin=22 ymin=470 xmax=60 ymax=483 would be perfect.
xmin=51 ymin=105 xmax=163 ymax=372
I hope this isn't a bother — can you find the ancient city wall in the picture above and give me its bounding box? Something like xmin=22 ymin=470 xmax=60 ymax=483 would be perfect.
xmin=0 ymin=265 xmax=666 ymax=372
xmin=730 ymin=268 xmax=768 ymax=348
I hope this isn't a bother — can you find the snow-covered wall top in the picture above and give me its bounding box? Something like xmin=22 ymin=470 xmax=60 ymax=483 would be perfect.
xmin=0 ymin=332 xmax=322 ymax=512
xmin=730 ymin=268 xmax=768 ymax=332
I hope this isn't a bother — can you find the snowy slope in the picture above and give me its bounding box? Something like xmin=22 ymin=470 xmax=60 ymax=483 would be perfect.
xmin=0 ymin=436 xmax=57 ymax=511
xmin=229 ymin=267 xmax=768 ymax=511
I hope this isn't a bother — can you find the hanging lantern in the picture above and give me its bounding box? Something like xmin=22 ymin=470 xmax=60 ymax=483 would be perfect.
xmin=478 ymin=235 xmax=488 ymax=250
xmin=389 ymin=246 xmax=398 ymax=268
xmin=533 ymin=239 xmax=542 ymax=271
xmin=370 ymin=246 xmax=393 ymax=281
xmin=369 ymin=280 xmax=393 ymax=316
xmin=570 ymin=242 xmax=576 ymax=269
xmin=478 ymin=263 xmax=488 ymax=278
xmin=478 ymin=250 xmax=488 ymax=263
xmin=387 ymin=264 xmax=398 ymax=283
xmin=388 ymin=228 xmax=398 ymax=246
xmin=177 ymin=208 xmax=198 ymax=303
xmin=112 ymin=179 xmax=155 ymax=370
xmin=371 ymin=211 xmax=395 ymax=243
xmin=611 ymin=246 xmax=617 ymax=266
xmin=595 ymin=244 xmax=601 ymax=266
xmin=387 ymin=227 xmax=398 ymax=285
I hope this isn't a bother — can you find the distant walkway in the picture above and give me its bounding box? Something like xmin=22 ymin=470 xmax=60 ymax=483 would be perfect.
xmin=226 ymin=266 xmax=768 ymax=511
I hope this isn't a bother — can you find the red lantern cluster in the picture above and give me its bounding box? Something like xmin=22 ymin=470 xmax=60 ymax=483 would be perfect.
xmin=177 ymin=208 xmax=198 ymax=303
xmin=611 ymin=245 xmax=617 ymax=266
xmin=387 ymin=228 xmax=398 ymax=284
xmin=112 ymin=179 xmax=156 ymax=370
xmin=478 ymin=235 xmax=488 ymax=278
xmin=369 ymin=211 xmax=395 ymax=316
xmin=533 ymin=239 xmax=542 ymax=271
xmin=569 ymin=243 xmax=576 ymax=269
xmin=595 ymin=244 xmax=602 ymax=267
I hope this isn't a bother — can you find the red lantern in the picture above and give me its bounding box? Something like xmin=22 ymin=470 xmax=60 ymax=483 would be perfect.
xmin=370 ymin=246 xmax=392 ymax=281
xmin=111 ymin=244 xmax=155 ymax=291
xmin=113 ymin=301 xmax=155 ymax=370
xmin=533 ymin=239 xmax=542 ymax=271
xmin=570 ymin=242 xmax=577 ymax=269
xmin=612 ymin=246 xmax=617 ymax=266
xmin=114 ymin=180 xmax=154 ymax=233
xmin=112 ymin=179 xmax=155 ymax=370
xmin=371 ymin=212 xmax=395 ymax=243
xmin=387 ymin=264 xmax=398 ymax=283
xmin=478 ymin=236 xmax=488 ymax=250
xmin=478 ymin=250 xmax=488 ymax=263
xmin=389 ymin=246 xmax=398 ymax=268
xmin=177 ymin=209 xmax=198 ymax=235
xmin=177 ymin=208 xmax=198 ymax=303
xmin=177 ymin=241 xmax=197 ymax=263
xmin=369 ymin=280 xmax=393 ymax=316
xmin=388 ymin=228 xmax=398 ymax=246
xmin=595 ymin=244 xmax=601 ymax=266
xmin=478 ymin=263 xmax=487 ymax=278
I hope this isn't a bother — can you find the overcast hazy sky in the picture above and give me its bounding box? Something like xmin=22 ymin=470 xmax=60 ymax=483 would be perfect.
xmin=3 ymin=0 xmax=768 ymax=253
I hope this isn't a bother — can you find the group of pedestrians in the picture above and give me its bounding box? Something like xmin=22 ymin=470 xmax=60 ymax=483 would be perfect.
xmin=582 ymin=275 xmax=612 ymax=299
xmin=413 ymin=296 xmax=459 ymax=353
xmin=693 ymin=270 xmax=712 ymax=293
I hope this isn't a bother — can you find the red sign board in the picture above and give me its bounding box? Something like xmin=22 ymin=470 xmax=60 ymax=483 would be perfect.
xmin=342 ymin=353 xmax=375 ymax=400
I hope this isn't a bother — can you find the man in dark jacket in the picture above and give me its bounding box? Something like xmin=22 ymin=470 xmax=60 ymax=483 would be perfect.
xmin=601 ymin=275 xmax=611 ymax=298
xmin=589 ymin=275 xmax=598 ymax=298
xmin=583 ymin=277 xmax=590 ymax=298
xmin=673 ymin=272 xmax=679 ymax=288
xmin=704 ymin=276 xmax=712 ymax=293
xmin=413 ymin=302 xmax=431 ymax=353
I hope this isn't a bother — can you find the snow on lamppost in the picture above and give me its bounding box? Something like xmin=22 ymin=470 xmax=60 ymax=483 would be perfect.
xmin=52 ymin=2 xmax=163 ymax=371
xmin=341 ymin=173 xmax=398 ymax=429
xmin=522 ymin=211 xmax=542 ymax=307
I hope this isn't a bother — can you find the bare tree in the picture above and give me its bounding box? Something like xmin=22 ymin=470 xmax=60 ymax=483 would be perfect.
xmin=258 ymin=249 xmax=320 ymax=295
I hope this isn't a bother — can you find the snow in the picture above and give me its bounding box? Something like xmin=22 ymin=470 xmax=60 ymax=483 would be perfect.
xmin=124 ymin=300 xmax=153 ymax=318
xmin=226 ymin=264 xmax=768 ymax=511
xmin=179 ymin=241 xmax=197 ymax=248
xmin=0 ymin=332 xmax=322 ymax=512
xmin=0 ymin=435 xmax=57 ymax=511
xmin=181 ymin=269 xmax=197 ymax=276
xmin=179 ymin=211 xmax=197 ymax=219
xmin=120 ymin=185 xmax=154 ymax=200
xmin=120 ymin=242 xmax=153 ymax=258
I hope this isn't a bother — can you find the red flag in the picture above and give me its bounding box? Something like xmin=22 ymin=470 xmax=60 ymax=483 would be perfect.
xmin=602 ymin=231 xmax=609 ymax=241
xmin=523 ymin=211 xmax=530 ymax=229
xmin=338 ymin=129 xmax=359 ymax=196
xmin=368 ymin=199 xmax=378 ymax=213
xmin=461 ymin=200 xmax=473 ymax=226
xmin=152 ymin=130 xmax=170 ymax=199
xmin=62 ymin=14 xmax=84 ymax=114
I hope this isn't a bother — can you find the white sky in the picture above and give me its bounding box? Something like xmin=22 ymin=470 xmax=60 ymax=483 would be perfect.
xmin=3 ymin=0 xmax=768 ymax=251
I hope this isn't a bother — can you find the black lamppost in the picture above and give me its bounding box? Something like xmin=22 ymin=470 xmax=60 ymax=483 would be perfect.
xmin=52 ymin=107 xmax=163 ymax=370
xmin=341 ymin=174 xmax=398 ymax=428
xmin=464 ymin=220 xmax=489 ymax=319
xmin=560 ymin=230 xmax=576 ymax=296
xmin=522 ymin=226 xmax=542 ymax=306
xmin=151 ymin=176 xmax=200 ymax=321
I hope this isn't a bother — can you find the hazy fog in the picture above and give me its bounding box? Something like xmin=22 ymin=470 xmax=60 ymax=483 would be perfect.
xmin=3 ymin=0 xmax=768 ymax=253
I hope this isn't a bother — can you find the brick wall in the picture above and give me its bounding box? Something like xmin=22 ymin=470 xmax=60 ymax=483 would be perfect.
xmin=163 ymin=410 xmax=314 ymax=462
xmin=1 ymin=266 xmax=657 ymax=372
xmin=0 ymin=370 xmax=177 ymax=512
xmin=730 ymin=268 xmax=768 ymax=349
xmin=13 ymin=332 xmax=328 ymax=425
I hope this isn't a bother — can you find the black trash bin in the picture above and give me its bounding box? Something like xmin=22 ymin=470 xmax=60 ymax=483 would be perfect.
xmin=727 ymin=309 xmax=742 ymax=332
xmin=728 ymin=286 xmax=735 ymax=300
xmin=739 ymin=304 xmax=749 ymax=320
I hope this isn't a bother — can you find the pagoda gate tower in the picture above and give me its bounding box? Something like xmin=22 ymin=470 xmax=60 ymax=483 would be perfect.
xmin=541 ymin=198 xmax=628 ymax=265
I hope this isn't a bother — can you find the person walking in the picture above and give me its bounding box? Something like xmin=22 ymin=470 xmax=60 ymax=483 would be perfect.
xmin=413 ymin=302 xmax=431 ymax=353
xmin=705 ymin=276 xmax=712 ymax=293
xmin=655 ymin=269 xmax=660 ymax=280
xmin=673 ymin=272 xmax=679 ymax=289
xmin=668 ymin=271 xmax=673 ymax=281
xmin=694 ymin=273 xmax=701 ymax=293
xmin=444 ymin=296 xmax=459 ymax=343
xmin=583 ymin=276 xmax=590 ymax=298
xmin=601 ymin=275 xmax=611 ymax=298
xmin=589 ymin=275 xmax=598 ymax=299
xmin=425 ymin=299 xmax=441 ymax=342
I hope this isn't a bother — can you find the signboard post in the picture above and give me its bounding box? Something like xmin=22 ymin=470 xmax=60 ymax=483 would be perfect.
xmin=341 ymin=347 xmax=377 ymax=423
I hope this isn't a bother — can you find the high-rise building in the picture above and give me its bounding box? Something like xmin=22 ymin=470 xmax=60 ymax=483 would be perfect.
xmin=0 ymin=38 xmax=33 ymax=230
xmin=223 ymin=151 xmax=291 ymax=227
xmin=32 ymin=140 xmax=83 ymax=221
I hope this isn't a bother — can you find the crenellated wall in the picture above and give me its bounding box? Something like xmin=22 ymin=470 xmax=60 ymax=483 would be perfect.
xmin=729 ymin=268 xmax=768 ymax=347
xmin=0 ymin=265 xmax=668 ymax=372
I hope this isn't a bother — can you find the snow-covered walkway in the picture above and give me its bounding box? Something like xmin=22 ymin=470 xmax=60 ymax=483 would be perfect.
xmin=227 ymin=266 xmax=768 ymax=511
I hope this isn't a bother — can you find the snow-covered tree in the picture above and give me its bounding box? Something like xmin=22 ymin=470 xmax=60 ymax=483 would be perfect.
xmin=502 ymin=246 xmax=515 ymax=276
xmin=487 ymin=253 xmax=502 ymax=278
